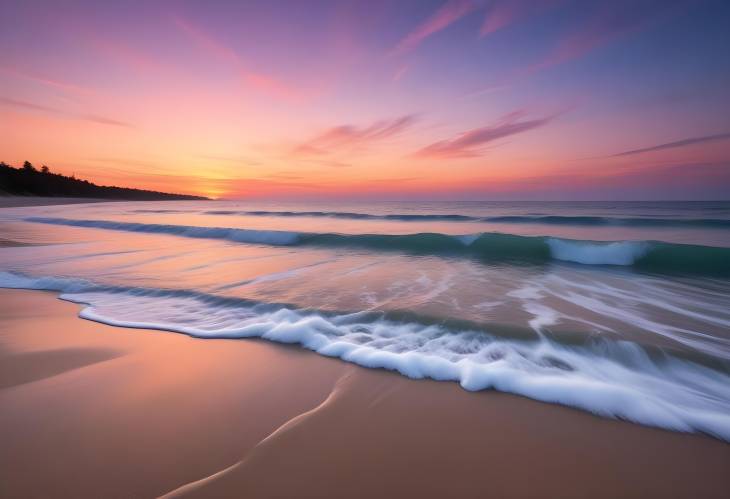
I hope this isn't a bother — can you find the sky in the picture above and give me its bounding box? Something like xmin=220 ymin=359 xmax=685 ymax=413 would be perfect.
xmin=1 ymin=0 xmax=729 ymax=200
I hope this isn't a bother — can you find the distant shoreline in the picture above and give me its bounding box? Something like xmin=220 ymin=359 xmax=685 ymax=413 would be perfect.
xmin=0 ymin=196 xmax=123 ymax=209
xmin=0 ymin=196 xmax=207 ymax=209
xmin=1 ymin=162 xmax=208 ymax=201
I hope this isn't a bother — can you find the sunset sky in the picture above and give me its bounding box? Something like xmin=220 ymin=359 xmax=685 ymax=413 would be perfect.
xmin=1 ymin=0 xmax=729 ymax=200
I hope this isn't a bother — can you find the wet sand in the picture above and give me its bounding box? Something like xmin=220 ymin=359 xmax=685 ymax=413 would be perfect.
xmin=0 ymin=289 xmax=728 ymax=498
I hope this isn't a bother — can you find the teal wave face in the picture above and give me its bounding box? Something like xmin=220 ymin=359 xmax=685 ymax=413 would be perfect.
xmin=24 ymin=217 xmax=730 ymax=276
xmin=635 ymin=243 xmax=730 ymax=275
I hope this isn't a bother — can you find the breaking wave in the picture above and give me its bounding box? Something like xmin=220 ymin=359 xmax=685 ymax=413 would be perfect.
xmin=1 ymin=270 xmax=728 ymax=441
xmin=26 ymin=217 xmax=730 ymax=276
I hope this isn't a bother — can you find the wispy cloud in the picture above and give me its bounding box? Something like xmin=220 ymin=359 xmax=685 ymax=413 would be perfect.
xmin=172 ymin=16 xmax=240 ymax=64
xmin=469 ymin=1 xmax=677 ymax=96
xmin=391 ymin=0 xmax=479 ymax=56
xmin=172 ymin=15 xmax=304 ymax=101
xmin=480 ymin=0 xmax=563 ymax=37
xmin=91 ymin=37 xmax=166 ymax=73
xmin=0 ymin=97 xmax=133 ymax=128
xmin=195 ymin=154 xmax=262 ymax=167
xmin=0 ymin=97 xmax=57 ymax=114
xmin=294 ymin=115 xmax=419 ymax=157
xmin=0 ymin=66 xmax=91 ymax=96
xmin=393 ymin=63 xmax=409 ymax=82
xmin=414 ymin=110 xmax=553 ymax=158
xmin=261 ymin=172 xmax=307 ymax=181
xmin=532 ymin=2 xmax=674 ymax=71
xmin=610 ymin=133 xmax=730 ymax=157
xmin=392 ymin=0 xmax=565 ymax=56
xmin=82 ymin=115 xmax=134 ymax=128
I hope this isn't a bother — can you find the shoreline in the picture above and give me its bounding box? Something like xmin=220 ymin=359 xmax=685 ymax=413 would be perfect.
xmin=0 ymin=196 xmax=212 ymax=209
xmin=1 ymin=288 xmax=728 ymax=498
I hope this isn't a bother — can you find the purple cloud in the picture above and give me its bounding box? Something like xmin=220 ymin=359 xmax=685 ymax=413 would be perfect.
xmin=610 ymin=133 xmax=730 ymax=157
xmin=294 ymin=115 xmax=419 ymax=157
xmin=414 ymin=111 xmax=553 ymax=158
xmin=391 ymin=0 xmax=479 ymax=56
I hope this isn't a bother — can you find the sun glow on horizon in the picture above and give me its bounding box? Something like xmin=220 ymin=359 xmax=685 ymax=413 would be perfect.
xmin=1 ymin=0 xmax=729 ymax=200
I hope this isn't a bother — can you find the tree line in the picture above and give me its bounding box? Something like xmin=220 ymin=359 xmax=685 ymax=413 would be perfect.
xmin=0 ymin=161 xmax=207 ymax=200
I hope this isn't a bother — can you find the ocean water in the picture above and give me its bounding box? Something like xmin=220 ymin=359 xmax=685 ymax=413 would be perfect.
xmin=1 ymin=200 xmax=729 ymax=440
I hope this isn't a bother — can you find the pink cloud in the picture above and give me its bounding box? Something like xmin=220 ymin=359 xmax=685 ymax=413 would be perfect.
xmin=91 ymin=37 xmax=166 ymax=73
xmin=393 ymin=63 xmax=409 ymax=82
xmin=391 ymin=0 xmax=479 ymax=56
xmin=609 ymin=133 xmax=730 ymax=158
xmin=532 ymin=3 xmax=673 ymax=71
xmin=480 ymin=0 xmax=564 ymax=37
xmin=468 ymin=2 xmax=676 ymax=97
xmin=414 ymin=110 xmax=553 ymax=158
xmin=294 ymin=115 xmax=419 ymax=157
xmin=172 ymin=16 xmax=240 ymax=64
xmin=1 ymin=66 xmax=91 ymax=96
xmin=481 ymin=0 xmax=530 ymax=37
xmin=0 ymin=96 xmax=133 ymax=128
xmin=172 ymin=15 xmax=304 ymax=101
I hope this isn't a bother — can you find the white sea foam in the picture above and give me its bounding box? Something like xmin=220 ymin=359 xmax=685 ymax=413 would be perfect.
xmin=547 ymin=238 xmax=650 ymax=265
xmin=1 ymin=270 xmax=729 ymax=441
xmin=456 ymin=234 xmax=481 ymax=245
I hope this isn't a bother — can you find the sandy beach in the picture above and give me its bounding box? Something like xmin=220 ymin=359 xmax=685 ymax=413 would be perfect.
xmin=0 ymin=289 xmax=727 ymax=498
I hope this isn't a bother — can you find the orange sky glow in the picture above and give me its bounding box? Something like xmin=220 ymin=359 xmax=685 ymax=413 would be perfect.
xmin=1 ymin=0 xmax=729 ymax=200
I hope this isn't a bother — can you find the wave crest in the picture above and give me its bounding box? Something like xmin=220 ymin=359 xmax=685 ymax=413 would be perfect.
xmin=1 ymin=270 xmax=729 ymax=441
xmin=25 ymin=217 xmax=730 ymax=275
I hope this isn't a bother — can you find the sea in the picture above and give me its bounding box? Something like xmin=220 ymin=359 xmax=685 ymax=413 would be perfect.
xmin=1 ymin=200 xmax=729 ymax=440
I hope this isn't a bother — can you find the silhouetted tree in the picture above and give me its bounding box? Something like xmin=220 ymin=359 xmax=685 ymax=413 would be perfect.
xmin=0 ymin=161 xmax=206 ymax=200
